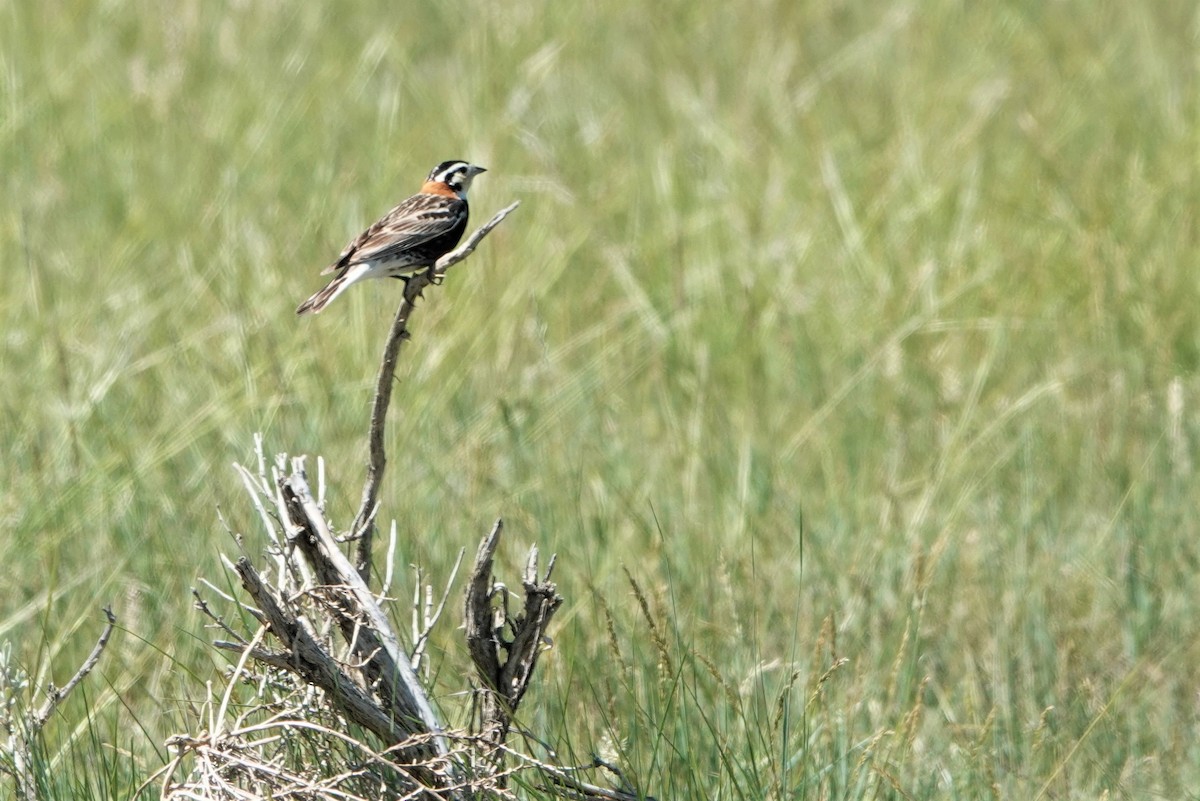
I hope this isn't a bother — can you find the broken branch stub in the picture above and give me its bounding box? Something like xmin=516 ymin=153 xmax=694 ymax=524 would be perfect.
xmin=465 ymin=520 xmax=563 ymax=750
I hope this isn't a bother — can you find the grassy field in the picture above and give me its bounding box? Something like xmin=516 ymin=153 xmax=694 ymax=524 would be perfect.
xmin=2 ymin=0 xmax=1197 ymax=798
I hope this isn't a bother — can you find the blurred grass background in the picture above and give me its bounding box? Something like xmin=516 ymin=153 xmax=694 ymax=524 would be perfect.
xmin=1 ymin=0 xmax=1197 ymax=798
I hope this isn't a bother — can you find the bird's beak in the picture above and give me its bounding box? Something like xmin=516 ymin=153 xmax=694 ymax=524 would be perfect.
xmin=470 ymin=165 xmax=487 ymax=176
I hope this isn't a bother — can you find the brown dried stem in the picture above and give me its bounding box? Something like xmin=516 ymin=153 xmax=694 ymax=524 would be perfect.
xmin=29 ymin=607 xmax=116 ymax=730
xmin=352 ymin=201 xmax=521 ymax=579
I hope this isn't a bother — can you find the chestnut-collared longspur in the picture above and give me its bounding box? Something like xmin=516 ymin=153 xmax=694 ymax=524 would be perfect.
xmin=296 ymin=160 xmax=486 ymax=315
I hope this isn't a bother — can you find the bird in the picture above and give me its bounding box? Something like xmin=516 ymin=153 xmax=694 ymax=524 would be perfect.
xmin=296 ymin=160 xmax=487 ymax=315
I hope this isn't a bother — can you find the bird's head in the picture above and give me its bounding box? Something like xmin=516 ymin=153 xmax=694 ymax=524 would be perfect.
xmin=426 ymin=160 xmax=487 ymax=199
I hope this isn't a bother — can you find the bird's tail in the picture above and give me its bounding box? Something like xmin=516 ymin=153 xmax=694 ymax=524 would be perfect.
xmin=296 ymin=264 xmax=372 ymax=315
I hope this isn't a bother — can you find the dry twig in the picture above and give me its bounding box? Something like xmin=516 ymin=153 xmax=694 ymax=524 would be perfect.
xmin=352 ymin=201 xmax=521 ymax=578
xmin=2 ymin=607 xmax=116 ymax=801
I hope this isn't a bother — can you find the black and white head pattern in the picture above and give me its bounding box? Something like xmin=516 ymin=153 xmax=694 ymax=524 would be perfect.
xmin=428 ymin=160 xmax=487 ymax=197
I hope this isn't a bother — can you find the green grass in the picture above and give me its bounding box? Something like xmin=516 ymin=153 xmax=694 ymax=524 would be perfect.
xmin=1 ymin=0 xmax=1197 ymax=798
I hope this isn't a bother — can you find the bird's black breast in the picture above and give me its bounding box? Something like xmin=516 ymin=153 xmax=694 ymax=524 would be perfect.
xmin=407 ymin=205 xmax=469 ymax=264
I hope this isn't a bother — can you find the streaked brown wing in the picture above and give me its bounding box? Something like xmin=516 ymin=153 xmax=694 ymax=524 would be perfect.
xmin=322 ymin=194 xmax=467 ymax=273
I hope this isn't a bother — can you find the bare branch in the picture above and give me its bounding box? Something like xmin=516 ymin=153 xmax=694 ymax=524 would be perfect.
xmin=281 ymin=468 xmax=449 ymax=759
xmin=231 ymin=557 xmax=402 ymax=742
xmin=4 ymin=608 xmax=117 ymax=801
xmin=31 ymin=606 xmax=117 ymax=730
xmin=411 ymin=548 xmax=465 ymax=672
xmin=429 ymin=201 xmax=522 ymax=281
xmin=352 ymin=201 xmax=521 ymax=580
xmin=193 ymin=588 xmax=251 ymax=644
